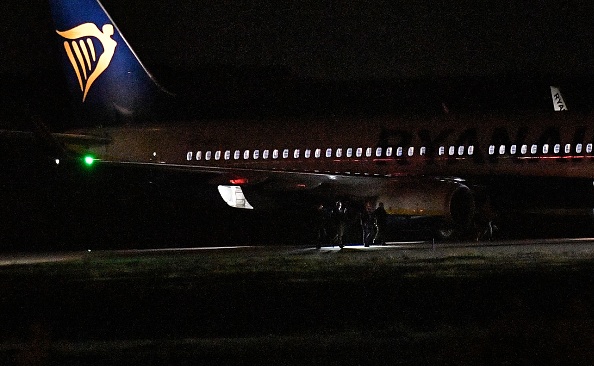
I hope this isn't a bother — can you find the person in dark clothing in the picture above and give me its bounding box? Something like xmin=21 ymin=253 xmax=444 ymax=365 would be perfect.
xmin=374 ymin=202 xmax=387 ymax=245
xmin=316 ymin=203 xmax=331 ymax=249
xmin=331 ymin=201 xmax=348 ymax=248
xmin=361 ymin=201 xmax=377 ymax=247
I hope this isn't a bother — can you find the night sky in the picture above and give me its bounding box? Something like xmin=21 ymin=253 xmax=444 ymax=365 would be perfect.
xmin=1 ymin=0 xmax=594 ymax=125
xmin=2 ymin=0 xmax=594 ymax=79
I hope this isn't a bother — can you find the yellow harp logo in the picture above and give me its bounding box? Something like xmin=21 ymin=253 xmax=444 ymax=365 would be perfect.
xmin=56 ymin=23 xmax=117 ymax=102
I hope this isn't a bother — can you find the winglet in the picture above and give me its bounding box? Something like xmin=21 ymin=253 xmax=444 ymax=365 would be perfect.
xmin=550 ymin=86 xmax=568 ymax=111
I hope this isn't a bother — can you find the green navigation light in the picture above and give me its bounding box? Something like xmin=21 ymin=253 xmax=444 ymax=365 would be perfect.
xmin=83 ymin=155 xmax=95 ymax=167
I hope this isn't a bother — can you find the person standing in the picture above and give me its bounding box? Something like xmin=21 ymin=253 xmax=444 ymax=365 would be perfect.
xmin=361 ymin=202 xmax=377 ymax=247
xmin=331 ymin=201 xmax=348 ymax=248
xmin=374 ymin=202 xmax=387 ymax=245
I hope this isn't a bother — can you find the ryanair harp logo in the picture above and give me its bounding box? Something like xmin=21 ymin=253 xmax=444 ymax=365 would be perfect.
xmin=56 ymin=23 xmax=117 ymax=102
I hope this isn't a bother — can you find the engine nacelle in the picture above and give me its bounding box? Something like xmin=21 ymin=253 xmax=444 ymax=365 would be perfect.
xmin=377 ymin=179 xmax=475 ymax=229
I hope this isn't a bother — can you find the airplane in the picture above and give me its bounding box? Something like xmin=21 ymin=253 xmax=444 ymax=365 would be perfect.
xmin=18 ymin=0 xmax=594 ymax=241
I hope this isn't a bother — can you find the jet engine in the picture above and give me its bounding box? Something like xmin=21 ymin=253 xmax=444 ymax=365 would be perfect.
xmin=377 ymin=179 xmax=475 ymax=235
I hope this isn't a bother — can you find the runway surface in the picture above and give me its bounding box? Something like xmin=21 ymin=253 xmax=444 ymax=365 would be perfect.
xmin=2 ymin=237 xmax=594 ymax=266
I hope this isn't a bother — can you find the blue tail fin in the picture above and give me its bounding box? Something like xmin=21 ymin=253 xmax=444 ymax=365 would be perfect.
xmin=49 ymin=0 xmax=167 ymax=124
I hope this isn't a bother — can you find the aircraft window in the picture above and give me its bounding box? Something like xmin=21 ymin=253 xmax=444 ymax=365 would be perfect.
xmin=186 ymin=152 xmax=193 ymax=161
xmin=587 ymin=144 xmax=593 ymax=154
xmin=420 ymin=147 xmax=427 ymax=155
xmin=253 ymin=150 xmax=260 ymax=159
xmin=577 ymin=144 xmax=583 ymax=154
xmin=336 ymin=148 xmax=343 ymax=158
xmin=243 ymin=150 xmax=250 ymax=159
xmin=565 ymin=144 xmax=571 ymax=154
xmin=234 ymin=150 xmax=240 ymax=160
xmin=408 ymin=147 xmax=414 ymax=156
xmin=294 ymin=149 xmax=300 ymax=159
xmin=215 ymin=151 xmax=221 ymax=160
xmin=356 ymin=148 xmax=362 ymax=157
xmin=449 ymin=146 xmax=455 ymax=156
xmin=273 ymin=149 xmax=279 ymax=159
xmin=386 ymin=147 xmax=393 ymax=157
xmin=375 ymin=147 xmax=382 ymax=157
xmin=346 ymin=148 xmax=353 ymax=157
xmin=224 ymin=150 xmax=231 ymax=160
xmin=531 ymin=145 xmax=537 ymax=154
xmin=510 ymin=145 xmax=517 ymax=154
xmin=263 ymin=150 xmax=269 ymax=159
xmin=543 ymin=144 xmax=549 ymax=154
xmin=196 ymin=151 xmax=202 ymax=161
xmin=283 ymin=149 xmax=289 ymax=158
xmin=315 ymin=148 xmax=321 ymax=158
xmin=553 ymin=144 xmax=560 ymax=154
xmin=366 ymin=147 xmax=372 ymax=157
xmin=521 ymin=145 xmax=528 ymax=154
xmin=488 ymin=145 xmax=495 ymax=155
xmin=499 ymin=145 xmax=505 ymax=155
xmin=326 ymin=148 xmax=332 ymax=158
xmin=205 ymin=151 xmax=212 ymax=160
xmin=457 ymin=146 xmax=464 ymax=156
xmin=305 ymin=149 xmax=311 ymax=158
xmin=468 ymin=146 xmax=474 ymax=155
xmin=439 ymin=146 xmax=445 ymax=156
xmin=396 ymin=147 xmax=403 ymax=157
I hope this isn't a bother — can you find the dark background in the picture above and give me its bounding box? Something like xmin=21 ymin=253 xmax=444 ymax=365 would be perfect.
xmin=2 ymin=0 xmax=594 ymax=127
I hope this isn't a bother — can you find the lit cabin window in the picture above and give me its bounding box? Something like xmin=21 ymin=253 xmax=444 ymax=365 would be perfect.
xmin=205 ymin=151 xmax=212 ymax=160
xmin=293 ymin=149 xmax=300 ymax=159
xmin=346 ymin=148 xmax=353 ymax=157
xmin=234 ymin=150 xmax=240 ymax=160
xmin=283 ymin=149 xmax=289 ymax=158
xmin=336 ymin=148 xmax=343 ymax=158
xmin=375 ymin=147 xmax=382 ymax=157
xmin=488 ymin=145 xmax=495 ymax=155
xmin=468 ymin=146 xmax=474 ymax=155
xmin=326 ymin=148 xmax=332 ymax=158
xmin=224 ymin=150 xmax=231 ymax=160
xmin=305 ymin=149 xmax=311 ymax=158
xmin=315 ymin=148 xmax=321 ymax=158
xmin=243 ymin=150 xmax=250 ymax=159
xmin=408 ymin=147 xmax=414 ymax=156
xmin=499 ymin=145 xmax=505 ymax=155
xmin=531 ymin=145 xmax=537 ymax=154
xmin=215 ymin=151 xmax=221 ymax=160
xmin=396 ymin=147 xmax=403 ymax=157
xmin=196 ymin=151 xmax=202 ymax=160
xmin=587 ymin=144 xmax=593 ymax=154
xmin=263 ymin=150 xmax=269 ymax=159
xmin=273 ymin=149 xmax=279 ymax=159
xmin=439 ymin=146 xmax=445 ymax=156
xmin=543 ymin=144 xmax=549 ymax=154
xmin=365 ymin=147 xmax=372 ymax=157
xmin=510 ymin=145 xmax=517 ymax=154
xmin=448 ymin=146 xmax=455 ymax=156
xmin=356 ymin=148 xmax=362 ymax=157
xmin=577 ymin=144 xmax=583 ymax=154
xmin=253 ymin=150 xmax=260 ymax=159
xmin=187 ymin=152 xmax=193 ymax=160
xmin=553 ymin=144 xmax=560 ymax=154
xmin=420 ymin=147 xmax=427 ymax=155
xmin=386 ymin=147 xmax=393 ymax=157
xmin=565 ymin=144 xmax=571 ymax=154
xmin=457 ymin=146 xmax=464 ymax=156
xmin=521 ymin=145 xmax=528 ymax=154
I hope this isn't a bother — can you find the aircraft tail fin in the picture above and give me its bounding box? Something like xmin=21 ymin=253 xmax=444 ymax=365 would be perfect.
xmin=49 ymin=0 xmax=170 ymax=124
xmin=550 ymin=86 xmax=568 ymax=111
